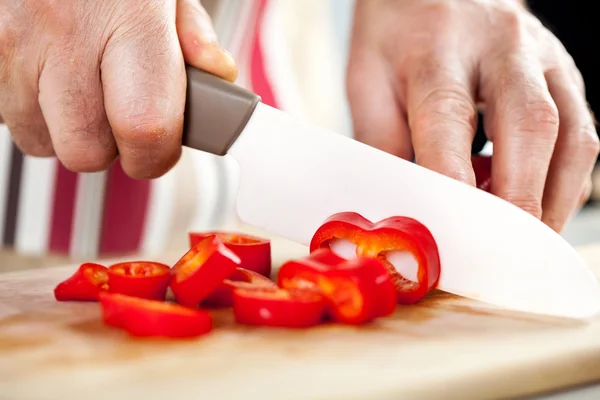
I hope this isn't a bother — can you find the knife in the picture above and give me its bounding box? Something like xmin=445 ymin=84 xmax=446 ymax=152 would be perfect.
xmin=182 ymin=65 xmax=600 ymax=320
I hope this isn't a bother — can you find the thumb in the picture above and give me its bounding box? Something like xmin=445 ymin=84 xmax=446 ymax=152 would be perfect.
xmin=176 ymin=0 xmax=238 ymax=82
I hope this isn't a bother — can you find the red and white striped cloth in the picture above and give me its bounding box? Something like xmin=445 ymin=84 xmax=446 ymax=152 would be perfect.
xmin=0 ymin=0 xmax=352 ymax=264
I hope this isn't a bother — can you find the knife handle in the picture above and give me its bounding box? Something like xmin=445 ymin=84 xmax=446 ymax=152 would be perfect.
xmin=183 ymin=65 xmax=262 ymax=156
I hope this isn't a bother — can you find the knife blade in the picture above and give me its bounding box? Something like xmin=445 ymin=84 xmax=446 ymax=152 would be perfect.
xmin=182 ymin=65 xmax=600 ymax=320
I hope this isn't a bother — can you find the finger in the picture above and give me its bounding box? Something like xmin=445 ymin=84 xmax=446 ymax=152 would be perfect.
xmin=346 ymin=49 xmax=413 ymax=161
xmin=541 ymin=68 xmax=599 ymax=231
xmin=405 ymin=55 xmax=478 ymax=185
xmin=579 ymin=178 xmax=593 ymax=209
xmin=102 ymin=2 xmax=186 ymax=179
xmin=480 ymin=54 xmax=559 ymax=218
xmin=0 ymin=78 xmax=54 ymax=157
xmin=38 ymin=46 xmax=116 ymax=171
xmin=176 ymin=0 xmax=238 ymax=82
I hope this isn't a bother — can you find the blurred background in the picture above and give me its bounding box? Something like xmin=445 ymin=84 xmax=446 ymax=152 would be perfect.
xmin=0 ymin=0 xmax=599 ymax=271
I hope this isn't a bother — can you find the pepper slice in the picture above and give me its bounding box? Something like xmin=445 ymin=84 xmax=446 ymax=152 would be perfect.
xmin=170 ymin=235 xmax=241 ymax=307
xmin=54 ymin=263 xmax=109 ymax=301
xmin=99 ymin=292 xmax=212 ymax=338
xmin=203 ymin=267 xmax=278 ymax=307
xmin=277 ymin=248 xmax=397 ymax=324
xmin=189 ymin=231 xmax=272 ymax=277
xmin=233 ymin=287 xmax=326 ymax=328
xmin=107 ymin=261 xmax=171 ymax=300
xmin=309 ymin=212 xmax=441 ymax=305
xmin=472 ymin=155 xmax=492 ymax=192
xmin=98 ymin=290 xmax=129 ymax=326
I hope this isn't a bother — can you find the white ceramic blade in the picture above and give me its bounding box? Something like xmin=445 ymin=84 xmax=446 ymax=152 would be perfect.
xmin=227 ymin=103 xmax=600 ymax=319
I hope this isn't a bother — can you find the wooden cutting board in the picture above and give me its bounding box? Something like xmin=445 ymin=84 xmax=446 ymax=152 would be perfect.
xmin=1 ymin=237 xmax=600 ymax=400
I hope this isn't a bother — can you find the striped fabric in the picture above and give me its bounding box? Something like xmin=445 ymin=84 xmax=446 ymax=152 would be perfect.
xmin=0 ymin=0 xmax=354 ymax=264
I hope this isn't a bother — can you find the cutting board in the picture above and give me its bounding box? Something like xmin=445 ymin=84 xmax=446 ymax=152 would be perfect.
xmin=1 ymin=237 xmax=600 ymax=400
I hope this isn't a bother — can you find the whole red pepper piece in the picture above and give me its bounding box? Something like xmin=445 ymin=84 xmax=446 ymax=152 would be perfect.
xmin=472 ymin=155 xmax=492 ymax=192
xmin=277 ymin=248 xmax=397 ymax=324
xmin=107 ymin=261 xmax=171 ymax=300
xmin=99 ymin=292 xmax=212 ymax=338
xmin=203 ymin=267 xmax=278 ymax=307
xmin=189 ymin=231 xmax=272 ymax=277
xmin=54 ymin=263 xmax=109 ymax=301
xmin=170 ymin=235 xmax=241 ymax=307
xmin=233 ymin=287 xmax=326 ymax=328
xmin=309 ymin=212 xmax=441 ymax=305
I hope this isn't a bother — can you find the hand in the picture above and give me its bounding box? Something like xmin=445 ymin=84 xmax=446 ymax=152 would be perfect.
xmin=0 ymin=0 xmax=237 ymax=179
xmin=346 ymin=0 xmax=599 ymax=232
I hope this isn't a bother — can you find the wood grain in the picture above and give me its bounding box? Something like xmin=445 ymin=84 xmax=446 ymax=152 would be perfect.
xmin=1 ymin=239 xmax=600 ymax=400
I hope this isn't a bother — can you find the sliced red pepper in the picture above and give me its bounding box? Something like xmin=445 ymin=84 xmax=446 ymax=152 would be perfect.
xmin=472 ymin=155 xmax=492 ymax=192
xmin=54 ymin=263 xmax=109 ymax=301
xmin=203 ymin=267 xmax=278 ymax=307
xmin=277 ymin=248 xmax=397 ymax=324
xmin=309 ymin=212 xmax=441 ymax=305
xmin=98 ymin=290 xmax=128 ymax=326
xmin=189 ymin=231 xmax=272 ymax=277
xmin=107 ymin=261 xmax=171 ymax=300
xmin=99 ymin=292 xmax=212 ymax=338
xmin=170 ymin=235 xmax=241 ymax=307
xmin=233 ymin=287 xmax=326 ymax=328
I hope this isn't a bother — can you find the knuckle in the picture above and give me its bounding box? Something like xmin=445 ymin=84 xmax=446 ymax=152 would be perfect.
xmin=558 ymin=113 xmax=599 ymax=159
xmin=543 ymin=215 xmax=564 ymax=232
xmin=420 ymin=1 xmax=458 ymax=27
xmin=59 ymin=147 xmax=116 ymax=172
xmin=485 ymin=8 xmax=530 ymax=54
xmin=12 ymin=135 xmax=55 ymax=158
xmin=575 ymin=125 xmax=600 ymax=158
xmin=496 ymin=7 xmax=524 ymax=35
xmin=54 ymin=122 xmax=117 ymax=172
xmin=120 ymin=148 xmax=181 ymax=180
xmin=6 ymin=121 xmax=55 ymax=157
xmin=505 ymin=194 xmax=543 ymax=218
xmin=18 ymin=143 xmax=55 ymax=158
xmin=38 ymin=0 xmax=75 ymax=36
xmin=509 ymin=99 xmax=559 ymax=140
xmin=423 ymin=148 xmax=475 ymax=184
xmin=113 ymin=113 xmax=176 ymax=148
xmin=413 ymin=88 xmax=477 ymax=133
xmin=110 ymin=1 xmax=170 ymax=45
xmin=579 ymin=179 xmax=593 ymax=207
xmin=113 ymin=112 xmax=182 ymax=179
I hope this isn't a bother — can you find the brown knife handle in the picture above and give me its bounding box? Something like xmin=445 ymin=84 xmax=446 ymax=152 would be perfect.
xmin=182 ymin=65 xmax=262 ymax=156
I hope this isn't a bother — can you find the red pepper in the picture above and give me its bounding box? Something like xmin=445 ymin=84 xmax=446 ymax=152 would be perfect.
xmin=189 ymin=231 xmax=272 ymax=277
xmin=99 ymin=292 xmax=212 ymax=338
xmin=277 ymin=248 xmax=397 ymax=324
xmin=98 ymin=290 xmax=128 ymax=326
xmin=233 ymin=287 xmax=326 ymax=328
xmin=170 ymin=235 xmax=241 ymax=307
xmin=54 ymin=263 xmax=109 ymax=301
xmin=472 ymin=155 xmax=492 ymax=192
xmin=309 ymin=212 xmax=441 ymax=305
xmin=107 ymin=261 xmax=171 ymax=300
xmin=203 ymin=267 xmax=278 ymax=307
